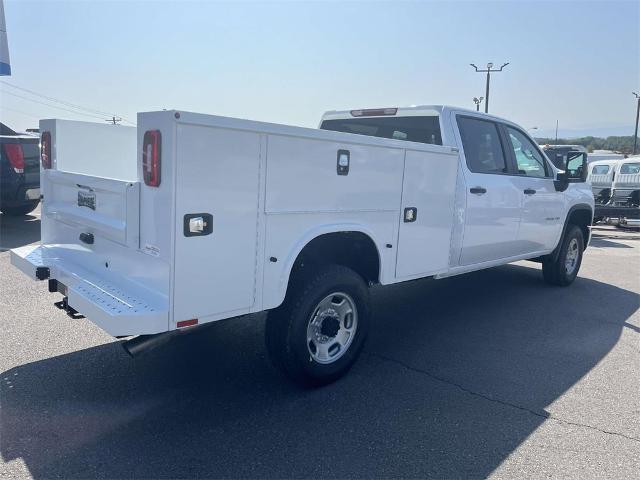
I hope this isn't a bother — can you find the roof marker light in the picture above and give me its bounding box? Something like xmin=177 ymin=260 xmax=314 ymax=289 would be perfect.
xmin=177 ymin=318 xmax=198 ymax=328
xmin=350 ymin=108 xmax=398 ymax=117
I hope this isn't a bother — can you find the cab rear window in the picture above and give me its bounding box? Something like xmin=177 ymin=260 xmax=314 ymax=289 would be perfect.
xmin=619 ymin=163 xmax=640 ymax=174
xmin=591 ymin=165 xmax=610 ymax=175
xmin=320 ymin=116 xmax=442 ymax=145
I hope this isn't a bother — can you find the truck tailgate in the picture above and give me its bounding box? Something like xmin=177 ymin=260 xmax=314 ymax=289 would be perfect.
xmin=44 ymin=170 xmax=140 ymax=248
xmin=10 ymin=119 xmax=170 ymax=337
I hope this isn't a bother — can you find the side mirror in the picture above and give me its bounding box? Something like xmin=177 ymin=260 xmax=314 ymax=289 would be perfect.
xmin=554 ymin=171 xmax=569 ymax=192
xmin=565 ymin=152 xmax=588 ymax=182
xmin=554 ymin=152 xmax=587 ymax=191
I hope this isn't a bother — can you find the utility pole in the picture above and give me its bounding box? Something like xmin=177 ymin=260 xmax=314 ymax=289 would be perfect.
xmin=470 ymin=62 xmax=509 ymax=113
xmin=555 ymin=120 xmax=559 ymax=143
xmin=473 ymin=96 xmax=484 ymax=111
xmin=633 ymin=92 xmax=639 ymax=155
xmin=106 ymin=116 xmax=122 ymax=125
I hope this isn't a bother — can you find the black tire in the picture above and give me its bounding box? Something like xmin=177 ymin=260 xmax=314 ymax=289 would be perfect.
xmin=265 ymin=264 xmax=370 ymax=387
xmin=542 ymin=225 xmax=584 ymax=286
xmin=0 ymin=201 xmax=39 ymax=216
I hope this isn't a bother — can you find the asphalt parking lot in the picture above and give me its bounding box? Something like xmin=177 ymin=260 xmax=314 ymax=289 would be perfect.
xmin=1 ymin=206 xmax=639 ymax=479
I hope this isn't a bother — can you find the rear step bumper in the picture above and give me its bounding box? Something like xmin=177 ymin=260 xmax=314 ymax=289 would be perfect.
xmin=10 ymin=245 xmax=169 ymax=337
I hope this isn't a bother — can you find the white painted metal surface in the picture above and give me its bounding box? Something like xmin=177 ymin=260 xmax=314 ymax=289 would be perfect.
xmin=40 ymin=119 xmax=136 ymax=180
xmin=587 ymin=159 xmax=619 ymax=189
xmin=11 ymin=106 xmax=594 ymax=339
xmin=612 ymin=157 xmax=640 ymax=191
xmin=395 ymin=149 xmax=458 ymax=278
xmin=172 ymin=123 xmax=261 ymax=323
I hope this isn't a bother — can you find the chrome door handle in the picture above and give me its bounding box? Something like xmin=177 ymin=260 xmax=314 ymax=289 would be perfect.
xmin=524 ymin=188 xmax=536 ymax=195
xmin=470 ymin=187 xmax=487 ymax=195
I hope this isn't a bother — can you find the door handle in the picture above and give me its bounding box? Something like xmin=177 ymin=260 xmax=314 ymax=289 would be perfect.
xmin=470 ymin=187 xmax=487 ymax=195
xmin=524 ymin=188 xmax=536 ymax=195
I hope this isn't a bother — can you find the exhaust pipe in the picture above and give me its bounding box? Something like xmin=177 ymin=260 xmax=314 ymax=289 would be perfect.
xmin=620 ymin=218 xmax=640 ymax=227
xmin=122 ymin=332 xmax=174 ymax=357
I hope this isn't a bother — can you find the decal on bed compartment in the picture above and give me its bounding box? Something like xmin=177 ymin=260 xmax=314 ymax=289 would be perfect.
xmin=143 ymin=244 xmax=160 ymax=257
xmin=77 ymin=190 xmax=96 ymax=210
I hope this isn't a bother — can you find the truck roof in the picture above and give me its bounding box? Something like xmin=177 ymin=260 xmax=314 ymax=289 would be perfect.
xmin=320 ymin=105 xmax=515 ymax=125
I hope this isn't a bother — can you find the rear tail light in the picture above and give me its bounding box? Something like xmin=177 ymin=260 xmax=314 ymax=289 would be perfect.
xmin=3 ymin=144 xmax=25 ymax=172
xmin=41 ymin=131 xmax=52 ymax=169
xmin=142 ymin=130 xmax=161 ymax=187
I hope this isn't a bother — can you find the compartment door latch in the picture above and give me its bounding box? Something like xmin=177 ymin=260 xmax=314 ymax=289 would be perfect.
xmin=184 ymin=213 xmax=213 ymax=237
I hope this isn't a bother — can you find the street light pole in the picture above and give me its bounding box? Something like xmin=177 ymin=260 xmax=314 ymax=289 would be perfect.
xmin=473 ymin=97 xmax=484 ymax=111
xmin=470 ymin=62 xmax=509 ymax=113
xmin=633 ymin=92 xmax=640 ymax=155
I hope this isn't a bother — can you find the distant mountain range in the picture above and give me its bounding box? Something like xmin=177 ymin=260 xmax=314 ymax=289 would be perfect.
xmin=533 ymin=125 xmax=636 ymax=139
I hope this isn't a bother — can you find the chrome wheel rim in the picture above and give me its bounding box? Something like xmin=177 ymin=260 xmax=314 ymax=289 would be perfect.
xmin=306 ymin=292 xmax=358 ymax=365
xmin=565 ymin=238 xmax=580 ymax=275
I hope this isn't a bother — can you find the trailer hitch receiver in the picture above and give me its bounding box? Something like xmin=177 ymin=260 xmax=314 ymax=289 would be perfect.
xmin=54 ymin=296 xmax=85 ymax=319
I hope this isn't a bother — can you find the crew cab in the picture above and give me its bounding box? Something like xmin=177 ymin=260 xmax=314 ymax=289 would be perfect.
xmin=0 ymin=122 xmax=40 ymax=216
xmin=11 ymin=106 xmax=594 ymax=386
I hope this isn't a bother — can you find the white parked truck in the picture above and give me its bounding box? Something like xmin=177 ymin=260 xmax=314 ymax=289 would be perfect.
xmin=11 ymin=106 xmax=594 ymax=385
xmin=591 ymin=156 xmax=640 ymax=225
xmin=587 ymin=159 xmax=619 ymax=205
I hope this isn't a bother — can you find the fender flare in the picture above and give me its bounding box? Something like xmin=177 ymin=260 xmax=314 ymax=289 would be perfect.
xmin=550 ymin=203 xmax=593 ymax=262
xmin=277 ymin=223 xmax=384 ymax=303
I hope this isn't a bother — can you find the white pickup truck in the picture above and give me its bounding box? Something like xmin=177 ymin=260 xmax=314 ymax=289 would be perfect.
xmin=11 ymin=106 xmax=594 ymax=386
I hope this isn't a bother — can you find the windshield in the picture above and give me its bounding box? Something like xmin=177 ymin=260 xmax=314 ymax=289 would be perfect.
xmin=320 ymin=115 xmax=442 ymax=145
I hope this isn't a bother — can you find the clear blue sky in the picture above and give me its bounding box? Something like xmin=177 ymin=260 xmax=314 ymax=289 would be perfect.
xmin=2 ymin=0 xmax=639 ymax=137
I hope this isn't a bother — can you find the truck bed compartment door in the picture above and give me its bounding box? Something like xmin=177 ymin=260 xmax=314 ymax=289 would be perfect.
xmin=173 ymin=124 xmax=261 ymax=323
xmin=396 ymin=150 xmax=458 ymax=278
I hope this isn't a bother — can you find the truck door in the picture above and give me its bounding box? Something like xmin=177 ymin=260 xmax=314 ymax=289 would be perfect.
xmin=501 ymin=126 xmax=564 ymax=252
xmin=454 ymin=115 xmax=522 ymax=265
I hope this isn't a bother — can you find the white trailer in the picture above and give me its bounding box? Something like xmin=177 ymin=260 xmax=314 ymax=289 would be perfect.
xmin=11 ymin=106 xmax=594 ymax=385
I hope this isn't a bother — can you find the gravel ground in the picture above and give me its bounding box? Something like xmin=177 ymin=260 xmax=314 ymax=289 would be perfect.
xmin=1 ymin=207 xmax=639 ymax=479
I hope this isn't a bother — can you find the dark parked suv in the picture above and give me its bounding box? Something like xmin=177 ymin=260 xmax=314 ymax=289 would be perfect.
xmin=0 ymin=122 xmax=40 ymax=216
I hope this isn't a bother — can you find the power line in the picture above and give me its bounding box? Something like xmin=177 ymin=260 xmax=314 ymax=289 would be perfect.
xmin=0 ymin=81 xmax=135 ymax=125
xmin=1 ymin=89 xmax=112 ymax=121
xmin=1 ymin=81 xmax=115 ymax=117
xmin=1 ymin=105 xmax=42 ymax=120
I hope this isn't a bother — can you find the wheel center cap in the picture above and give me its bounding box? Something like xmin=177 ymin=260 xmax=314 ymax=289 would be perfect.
xmin=320 ymin=316 xmax=340 ymax=338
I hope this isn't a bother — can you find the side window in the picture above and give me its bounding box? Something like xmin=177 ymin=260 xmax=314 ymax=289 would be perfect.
xmin=506 ymin=127 xmax=549 ymax=178
xmin=457 ymin=117 xmax=507 ymax=174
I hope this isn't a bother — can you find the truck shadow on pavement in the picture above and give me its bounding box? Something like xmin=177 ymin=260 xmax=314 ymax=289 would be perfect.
xmin=1 ymin=264 xmax=638 ymax=478
xmin=0 ymin=213 xmax=40 ymax=251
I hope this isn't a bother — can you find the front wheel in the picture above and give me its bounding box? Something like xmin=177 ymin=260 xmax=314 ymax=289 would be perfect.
xmin=265 ymin=264 xmax=370 ymax=387
xmin=542 ymin=225 xmax=584 ymax=286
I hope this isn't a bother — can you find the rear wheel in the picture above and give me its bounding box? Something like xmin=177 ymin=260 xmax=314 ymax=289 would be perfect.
xmin=265 ymin=264 xmax=370 ymax=387
xmin=0 ymin=201 xmax=39 ymax=216
xmin=542 ymin=225 xmax=584 ymax=286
